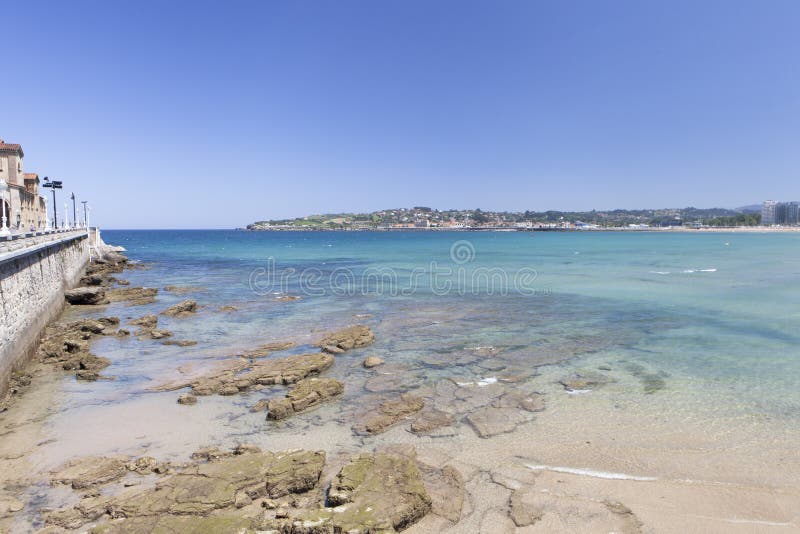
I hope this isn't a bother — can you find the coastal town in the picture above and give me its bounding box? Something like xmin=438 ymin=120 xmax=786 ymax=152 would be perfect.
xmin=247 ymin=203 xmax=785 ymax=231
xmin=0 ymin=137 xmax=87 ymax=235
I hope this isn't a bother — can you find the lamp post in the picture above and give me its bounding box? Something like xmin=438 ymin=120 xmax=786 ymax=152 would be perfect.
xmin=81 ymin=200 xmax=88 ymax=228
xmin=71 ymin=193 xmax=77 ymax=229
xmin=43 ymin=196 xmax=51 ymax=231
xmin=0 ymin=178 xmax=10 ymax=237
xmin=42 ymin=177 xmax=62 ymax=229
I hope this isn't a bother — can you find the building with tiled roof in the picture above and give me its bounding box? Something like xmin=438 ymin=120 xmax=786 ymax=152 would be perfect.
xmin=0 ymin=138 xmax=47 ymax=231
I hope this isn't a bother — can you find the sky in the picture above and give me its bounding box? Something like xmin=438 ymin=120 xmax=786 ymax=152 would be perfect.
xmin=4 ymin=1 xmax=799 ymax=228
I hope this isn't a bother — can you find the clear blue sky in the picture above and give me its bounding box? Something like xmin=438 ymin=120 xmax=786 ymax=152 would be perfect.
xmin=5 ymin=1 xmax=799 ymax=228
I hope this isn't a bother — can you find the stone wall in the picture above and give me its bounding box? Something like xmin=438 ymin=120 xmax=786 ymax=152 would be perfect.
xmin=0 ymin=230 xmax=90 ymax=396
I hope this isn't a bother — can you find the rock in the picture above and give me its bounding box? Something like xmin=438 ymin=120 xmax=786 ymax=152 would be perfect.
xmin=233 ymin=443 xmax=261 ymax=455
xmin=65 ymin=287 xmax=107 ymax=305
xmin=190 ymin=447 xmax=228 ymax=461
xmin=250 ymin=399 xmax=269 ymax=412
xmin=162 ymin=339 xmax=197 ymax=347
xmin=129 ymin=314 xmax=158 ymax=329
xmin=161 ymin=299 xmax=198 ymax=317
xmin=354 ymin=394 xmax=424 ymax=435
xmin=177 ymin=394 xmax=197 ymax=405
xmin=37 ymin=318 xmax=119 ymax=378
xmin=509 ymin=487 xmax=643 ymax=531
xmin=0 ymin=496 xmax=24 ymax=516
xmin=79 ymin=273 xmax=107 ymax=286
xmin=107 ymin=287 xmax=158 ymax=306
xmin=275 ymin=295 xmax=301 ymax=302
xmin=411 ymin=409 xmax=455 ymax=436
xmin=559 ymin=371 xmax=615 ymax=391
xmin=317 ymin=325 xmax=375 ymax=353
xmin=219 ymin=305 xmax=238 ymax=312
xmin=364 ymin=364 xmax=424 ymax=394
xmin=116 ymin=329 xmax=130 ymax=337
xmin=465 ymin=391 xmax=544 ymax=438
xmin=51 ymin=456 xmax=128 ymax=489
xmin=126 ymin=457 xmax=158 ymax=474
xmin=363 ymin=356 xmax=384 ymax=368
xmin=419 ymin=463 xmax=465 ymax=523
xmin=163 ymin=285 xmax=204 ymax=294
xmin=286 ymin=452 xmax=431 ymax=532
xmin=75 ymin=369 xmax=100 ymax=381
xmin=179 ymin=352 xmax=334 ymax=396
xmin=148 ymin=328 xmax=172 ymax=340
xmin=267 ymin=378 xmax=344 ymax=420
xmin=240 ymin=341 xmax=296 ymax=358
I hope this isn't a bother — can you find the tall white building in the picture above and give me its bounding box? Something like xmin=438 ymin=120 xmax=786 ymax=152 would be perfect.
xmin=761 ymin=200 xmax=778 ymax=226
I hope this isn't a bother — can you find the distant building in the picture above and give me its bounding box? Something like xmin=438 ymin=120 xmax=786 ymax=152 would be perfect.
xmin=762 ymin=200 xmax=799 ymax=225
xmin=785 ymin=202 xmax=799 ymax=225
xmin=0 ymin=139 xmax=48 ymax=231
xmin=761 ymin=201 xmax=778 ymax=225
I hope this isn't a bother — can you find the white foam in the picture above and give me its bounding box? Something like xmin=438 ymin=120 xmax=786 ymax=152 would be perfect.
xmin=525 ymin=464 xmax=657 ymax=481
xmin=457 ymin=377 xmax=498 ymax=387
xmin=699 ymin=268 xmax=717 ymax=272
xmin=649 ymin=271 xmax=670 ymax=275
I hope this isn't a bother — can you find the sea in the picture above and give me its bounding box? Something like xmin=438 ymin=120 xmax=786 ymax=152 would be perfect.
xmin=10 ymin=229 xmax=800 ymax=529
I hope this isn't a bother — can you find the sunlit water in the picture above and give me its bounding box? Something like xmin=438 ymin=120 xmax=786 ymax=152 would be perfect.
xmin=13 ymin=230 xmax=800 ymax=528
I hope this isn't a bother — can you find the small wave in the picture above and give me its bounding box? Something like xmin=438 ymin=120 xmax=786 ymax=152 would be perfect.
xmin=649 ymin=271 xmax=671 ymax=275
xmin=525 ymin=464 xmax=657 ymax=481
xmin=699 ymin=268 xmax=717 ymax=272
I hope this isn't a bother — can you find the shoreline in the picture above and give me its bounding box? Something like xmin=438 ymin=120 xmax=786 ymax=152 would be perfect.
xmin=242 ymin=226 xmax=800 ymax=233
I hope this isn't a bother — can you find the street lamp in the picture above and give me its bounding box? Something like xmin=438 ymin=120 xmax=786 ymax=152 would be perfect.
xmin=42 ymin=177 xmax=62 ymax=229
xmin=43 ymin=196 xmax=51 ymax=231
xmin=81 ymin=200 xmax=88 ymax=228
xmin=71 ymin=193 xmax=77 ymax=229
xmin=0 ymin=178 xmax=9 ymax=237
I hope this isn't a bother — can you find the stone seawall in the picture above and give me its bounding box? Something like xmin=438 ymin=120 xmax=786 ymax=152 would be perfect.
xmin=0 ymin=230 xmax=90 ymax=396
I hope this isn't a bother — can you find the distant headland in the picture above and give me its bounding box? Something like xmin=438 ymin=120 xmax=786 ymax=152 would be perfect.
xmin=247 ymin=206 xmax=770 ymax=231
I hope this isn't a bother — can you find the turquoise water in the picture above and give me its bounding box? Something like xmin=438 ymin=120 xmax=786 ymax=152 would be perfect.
xmin=12 ymin=229 xmax=799 ymax=530
xmin=94 ymin=229 xmax=800 ymax=420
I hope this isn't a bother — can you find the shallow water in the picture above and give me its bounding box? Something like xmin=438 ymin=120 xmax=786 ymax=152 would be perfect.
xmin=8 ymin=230 xmax=800 ymax=530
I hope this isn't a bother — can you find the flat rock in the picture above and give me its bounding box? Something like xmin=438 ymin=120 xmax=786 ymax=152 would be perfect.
xmin=163 ymin=285 xmax=204 ymax=294
xmin=47 ymin=449 xmax=326 ymax=531
xmin=268 ymin=451 xmax=431 ymax=532
xmin=37 ymin=318 xmax=119 ymax=378
xmin=317 ymin=325 xmax=375 ymax=353
xmin=240 ymin=341 xmax=295 ymax=359
xmin=161 ymin=299 xmax=198 ymax=317
xmin=363 ymin=356 xmax=384 ymax=368
xmin=65 ymin=286 xmax=107 ymax=305
xmin=354 ymin=394 xmax=424 ymax=435
xmin=267 ymin=378 xmax=344 ymax=420
xmin=559 ymin=370 xmax=615 ymax=391
xmin=509 ymin=486 xmax=643 ymax=531
xmin=129 ymin=314 xmax=157 ymax=329
xmin=419 ymin=463 xmax=465 ymax=523
xmin=51 ymin=456 xmax=128 ymax=489
xmin=161 ymin=352 xmax=335 ymax=396
xmin=411 ymin=409 xmax=455 ymax=436
xmin=466 ymin=392 xmax=545 ymax=438
xmin=107 ymin=287 xmax=158 ymax=306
